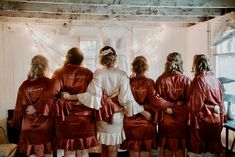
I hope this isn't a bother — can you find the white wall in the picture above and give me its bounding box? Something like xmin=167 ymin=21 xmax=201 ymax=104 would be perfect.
xmin=149 ymin=26 xmax=187 ymax=79
xmin=185 ymin=22 xmax=208 ymax=78
xmin=132 ymin=26 xmax=187 ymax=79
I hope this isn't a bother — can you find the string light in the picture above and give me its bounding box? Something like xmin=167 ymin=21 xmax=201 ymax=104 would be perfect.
xmin=25 ymin=22 xmax=164 ymax=76
xmin=133 ymin=26 xmax=163 ymax=58
xmin=25 ymin=23 xmax=62 ymax=73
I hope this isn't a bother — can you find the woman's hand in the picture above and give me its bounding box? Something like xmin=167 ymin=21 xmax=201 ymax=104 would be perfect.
xmin=214 ymin=105 xmax=220 ymax=114
xmin=141 ymin=110 xmax=152 ymax=121
xmin=61 ymin=92 xmax=78 ymax=100
xmin=176 ymin=101 xmax=184 ymax=106
xmin=26 ymin=105 xmax=37 ymax=115
xmin=165 ymin=108 xmax=173 ymax=114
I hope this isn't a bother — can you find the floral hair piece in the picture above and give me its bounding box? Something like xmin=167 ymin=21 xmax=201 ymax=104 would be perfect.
xmin=100 ymin=48 xmax=114 ymax=57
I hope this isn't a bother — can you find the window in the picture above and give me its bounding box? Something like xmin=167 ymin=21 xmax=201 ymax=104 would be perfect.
xmin=216 ymin=37 xmax=235 ymax=95
xmin=80 ymin=40 xmax=98 ymax=72
xmin=216 ymin=35 xmax=235 ymax=117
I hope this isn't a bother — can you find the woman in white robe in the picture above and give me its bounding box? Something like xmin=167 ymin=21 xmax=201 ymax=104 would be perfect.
xmin=63 ymin=46 xmax=151 ymax=157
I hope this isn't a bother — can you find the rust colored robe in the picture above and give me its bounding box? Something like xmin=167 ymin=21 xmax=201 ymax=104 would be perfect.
xmin=51 ymin=64 xmax=98 ymax=150
xmin=188 ymin=72 xmax=224 ymax=154
xmin=156 ymin=71 xmax=191 ymax=151
xmin=121 ymin=77 xmax=172 ymax=152
xmin=11 ymin=76 xmax=54 ymax=156
xmin=120 ymin=77 xmax=157 ymax=151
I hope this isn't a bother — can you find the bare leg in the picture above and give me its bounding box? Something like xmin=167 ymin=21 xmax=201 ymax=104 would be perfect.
xmin=44 ymin=154 xmax=53 ymax=157
xmin=158 ymin=147 xmax=164 ymax=157
xmin=187 ymin=152 xmax=204 ymax=157
xmin=64 ymin=150 xmax=76 ymax=157
xmin=76 ymin=149 xmax=89 ymax=157
xmin=107 ymin=145 xmax=119 ymax=157
xmin=164 ymin=149 xmax=173 ymax=157
xmin=204 ymin=152 xmax=219 ymax=157
xmin=101 ymin=145 xmax=108 ymax=157
xmin=81 ymin=149 xmax=89 ymax=157
xmin=175 ymin=149 xmax=185 ymax=157
xmin=57 ymin=149 xmax=64 ymax=157
xmin=130 ymin=151 xmax=139 ymax=157
xmin=30 ymin=153 xmax=52 ymax=157
xmin=140 ymin=151 xmax=151 ymax=157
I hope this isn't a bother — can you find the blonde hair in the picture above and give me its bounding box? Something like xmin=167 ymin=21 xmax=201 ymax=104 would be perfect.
xmin=28 ymin=55 xmax=48 ymax=80
xmin=192 ymin=54 xmax=214 ymax=75
xmin=132 ymin=56 xmax=148 ymax=75
xmin=165 ymin=52 xmax=183 ymax=73
xmin=99 ymin=46 xmax=117 ymax=69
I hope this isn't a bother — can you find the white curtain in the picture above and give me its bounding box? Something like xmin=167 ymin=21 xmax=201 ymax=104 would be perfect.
xmin=26 ymin=22 xmax=163 ymax=76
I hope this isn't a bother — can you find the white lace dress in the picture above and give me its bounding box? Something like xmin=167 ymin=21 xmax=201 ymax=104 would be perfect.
xmin=77 ymin=67 xmax=144 ymax=145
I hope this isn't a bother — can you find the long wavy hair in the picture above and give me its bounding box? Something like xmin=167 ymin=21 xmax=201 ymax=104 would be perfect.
xmin=28 ymin=55 xmax=48 ymax=80
xmin=192 ymin=54 xmax=214 ymax=75
xmin=165 ymin=52 xmax=183 ymax=73
xmin=64 ymin=47 xmax=84 ymax=65
xmin=99 ymin=46 xmax=117 ymax=69
xmin=132 ymin=56 xmax=148 ymax=76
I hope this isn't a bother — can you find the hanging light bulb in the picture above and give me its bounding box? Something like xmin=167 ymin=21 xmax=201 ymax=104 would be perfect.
xmin=59 ymin=22 xmax=71 ymax=35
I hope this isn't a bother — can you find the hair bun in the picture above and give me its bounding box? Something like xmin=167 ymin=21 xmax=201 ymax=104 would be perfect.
xmin=99 ymin=46 xmax=117 ymax=68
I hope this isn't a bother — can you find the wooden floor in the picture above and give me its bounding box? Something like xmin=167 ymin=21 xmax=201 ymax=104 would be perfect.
xmin=90 ymin=152 xmax=129 ymax=157
xmin=89 ymin=150 xmax=158 ymax=157
xmin=89 ymin=149 xmax=229 ymax=157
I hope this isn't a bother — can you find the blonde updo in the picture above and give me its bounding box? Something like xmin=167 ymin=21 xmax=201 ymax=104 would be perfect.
xmin=99 ymin=46 xmax=117 ymax=69
xmin=192 ymin=54 xmax=214 ymax=75
xmin=132 ymin=56 xmax=148 ymax=75
xmin=165 ymin=52 xmax=183 ymax=73
xmin=28 ymin=55 xmax=48 ymax=80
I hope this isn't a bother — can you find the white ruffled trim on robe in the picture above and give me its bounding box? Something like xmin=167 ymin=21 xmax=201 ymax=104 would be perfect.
xmin=122 ymin=100 xmax=144 ymax=117
xmin=77 ymin=92 xmax=102 ymax=110
xmin=97 ymin=130 xmax=126 ymax=145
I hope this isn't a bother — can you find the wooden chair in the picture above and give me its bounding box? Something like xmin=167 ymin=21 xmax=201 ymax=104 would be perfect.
xmin=0 ymin=126 xmax=17 ymax=157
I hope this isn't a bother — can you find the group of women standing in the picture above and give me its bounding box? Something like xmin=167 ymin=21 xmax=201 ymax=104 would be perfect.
xmin=10 ymin=46 xmax=224 ymax=157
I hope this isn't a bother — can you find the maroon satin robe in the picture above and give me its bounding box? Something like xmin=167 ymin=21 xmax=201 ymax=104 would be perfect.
xmin=188 ymin=72 xmax=224 ymax=154
xmin=51 ymin=64 xmax=98 ymax=150
xmin=120 ymin=77 xmax=158 ymax=151
xmin=156 ymin=71 xmax=191 ymax=151
xmin=11 ymin=76 xmax=54 ymax=156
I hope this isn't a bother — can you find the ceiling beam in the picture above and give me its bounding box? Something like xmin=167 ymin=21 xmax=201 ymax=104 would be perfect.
xmin=0 ymin=11 xmax=212 ymax=23
xmin=3 ymin=0 xmax=235 ymax=8
xmin=0 ymin=1 xmax=232 ymax=17
xmin=0 ymin=16 xmax=195 ymax=28
xmin=0 ymin=1 xmax=234 ymax=23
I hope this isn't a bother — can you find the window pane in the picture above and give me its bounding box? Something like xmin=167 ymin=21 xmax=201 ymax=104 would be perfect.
xmin=216 ymin=36 xmax=235 ymax=115
xmin=80 ymin=40 xmax=97 ymax=72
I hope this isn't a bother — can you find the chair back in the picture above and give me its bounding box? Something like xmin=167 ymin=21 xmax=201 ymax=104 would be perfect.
xmin=0 ymin=126 xmax=9 ymax=144
xmin=0 ymin=126 xmax=17 ymax=157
